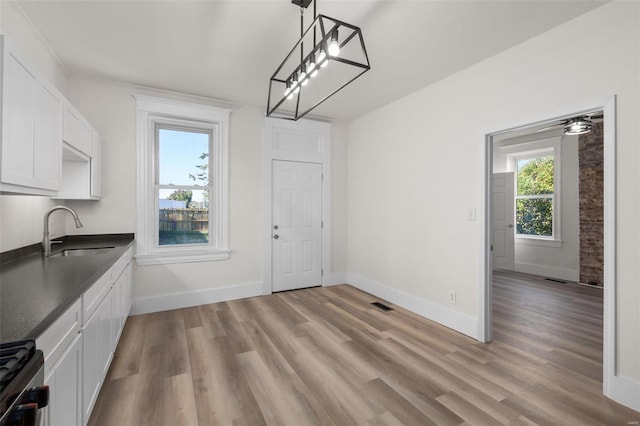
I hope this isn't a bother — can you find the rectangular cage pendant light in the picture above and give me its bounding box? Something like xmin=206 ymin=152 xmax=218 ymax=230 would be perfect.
xmin=266 ymin=1 xmax=370 ymax=121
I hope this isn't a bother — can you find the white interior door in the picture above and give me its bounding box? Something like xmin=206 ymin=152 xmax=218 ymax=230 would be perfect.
xmin=492 ymin=172 xmax=515 ymax=270
xmin=272 ymin=160 xmax=322 ymax=292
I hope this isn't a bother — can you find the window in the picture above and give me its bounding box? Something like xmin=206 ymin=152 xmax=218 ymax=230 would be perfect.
xmin=514 ymin=153 xmax=555 ymax=239
xmin=135 ymin=95 xmax=230 ymax=265
xmin=157 ymin=126 xmax=211 ymax=246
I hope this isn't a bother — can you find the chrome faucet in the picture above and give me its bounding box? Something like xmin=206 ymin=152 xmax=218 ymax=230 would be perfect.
xmin=43 ymin=206 xmax=83 ymax=256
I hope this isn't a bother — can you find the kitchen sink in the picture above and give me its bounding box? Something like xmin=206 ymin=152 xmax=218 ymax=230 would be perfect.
xmin=52 ymin=247 xmax=115 ymax=257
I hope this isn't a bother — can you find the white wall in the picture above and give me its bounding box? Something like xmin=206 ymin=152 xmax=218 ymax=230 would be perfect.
xmin=63 ymin=78 xmax=349 ymax=306
xmin=0 ymin=1 xmax=69 ymax=252
xmin=346 ymin=2 xmax=639 ymax=383
xmin=493 ymin=133 xmax=580 ymax=282
xmin=331 ymin=122 xmax=349 ymax=278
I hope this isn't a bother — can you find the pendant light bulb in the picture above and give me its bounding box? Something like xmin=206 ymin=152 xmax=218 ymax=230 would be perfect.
xmin=301 ymin=77 xmax=309 ymax=86
xmin=318 ymin=48 xmax=326 ymax=63
xmin=311 ymin=68 xmax=318 ymax=78
xmin=307 ymin=54 xmax=316 ymax=74
xmin=284 ymin=80 xmax=291 ymax=96
xmin=328 ymin=29 xmax=340 ymax=56
xmin=299 ymin=68 xmax=306 ymax=82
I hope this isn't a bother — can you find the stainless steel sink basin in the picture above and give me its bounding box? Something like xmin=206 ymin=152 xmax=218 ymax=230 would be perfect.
xmin=52 ymin=247 xmax=115 ymax=257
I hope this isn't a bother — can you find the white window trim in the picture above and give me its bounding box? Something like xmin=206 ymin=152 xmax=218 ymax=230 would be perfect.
xmin=134 ymin=95 xmax=230 ymax=265
xmin=507 ymin=139 xmax=562 ymax=246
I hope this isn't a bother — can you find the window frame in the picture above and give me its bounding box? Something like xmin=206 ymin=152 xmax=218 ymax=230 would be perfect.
xmin=135 ymin=95 xmax=230 ymax=265
xmin=508 ymin=144 xmax=562 ymax=247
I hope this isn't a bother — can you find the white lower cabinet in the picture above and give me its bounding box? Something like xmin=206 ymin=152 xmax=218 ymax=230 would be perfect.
xmin=37 ymin=247 xmax=133 ymax=426
xmin=82 ymin=286 xmax=114 ymax=424
xmin=113 ymin=261 xmax=133 ymax=344
xmin=42 ymin=334 xmax=82 ymax=426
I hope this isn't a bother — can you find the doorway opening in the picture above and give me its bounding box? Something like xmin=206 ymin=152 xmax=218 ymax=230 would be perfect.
xmin=481 ymin=96 xmax=616 ymax=397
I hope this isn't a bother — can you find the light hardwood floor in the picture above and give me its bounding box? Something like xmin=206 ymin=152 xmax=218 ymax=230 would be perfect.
xmin=89 ymin=273 xmax=639 ymax=425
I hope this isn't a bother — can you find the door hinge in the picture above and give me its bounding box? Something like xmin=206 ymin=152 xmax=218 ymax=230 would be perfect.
xmin=321 ymin=221 xmax=324 ymax=228
xmin=491 ymin=244 xmax=494 ymax=251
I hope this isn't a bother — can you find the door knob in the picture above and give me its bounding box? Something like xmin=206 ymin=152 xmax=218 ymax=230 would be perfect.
xmin=507 ymin=224 xmax=514 ymax=228
xmin=273 ymin=225 xmax=279 ymax=230
xmin=273 ymin=234 xmax=279 ymax=240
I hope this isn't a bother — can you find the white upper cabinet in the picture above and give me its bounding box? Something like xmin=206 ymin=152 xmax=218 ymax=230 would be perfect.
xmin=0 ymin=34 xmax=102 ymax=199
xmin=56 ymin=104 xmax=101 ymax=200
xmin=36 ymin=83 xmax=64 ymax=190
xmin=0 ymin=34 xmax=63 ymax=195
xmin=63 ymin=104 xmax=92 ymax=157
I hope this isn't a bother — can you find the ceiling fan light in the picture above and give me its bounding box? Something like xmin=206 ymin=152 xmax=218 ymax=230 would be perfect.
xmin=564 ymin=117 xmax=592 ymax=135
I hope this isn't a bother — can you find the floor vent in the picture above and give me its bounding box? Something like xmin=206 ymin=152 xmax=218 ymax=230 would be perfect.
xmin=545 ymin=278 xmax=568 ymax=284
xmin=371 ymin=302 xmax=394 ymax=312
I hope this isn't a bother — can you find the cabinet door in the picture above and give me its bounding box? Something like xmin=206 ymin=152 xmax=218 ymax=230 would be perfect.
xmin=1 ymin=41 xmax=37 ymax=186
xmin=90 ymin=133 xmax=102 ymax=198
xmin=112 ymin=272 xmax=123 ymax=345
xmin=98 ymin=288 xmax=114 ymax=378
xmin=34 ymin=82 xmax=62 ymax=190
xmin=82 ymin=307 xmax=99 ymax=423
xmin=123 ymin=262 xmax=133 ymax=321
xmin=63 ymin=106 xmax=91 ymax=156
xmin=44 ymin=333 xmax=82 ymax=426
xmin=82 ymin=288 xmax=113 ymax=424
xmin=63 ymin=106 xmax=79 ymax=150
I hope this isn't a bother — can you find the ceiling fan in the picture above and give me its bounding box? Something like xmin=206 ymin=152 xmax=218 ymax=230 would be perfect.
xmin=535 ymin=112 xmax=603 ymax=135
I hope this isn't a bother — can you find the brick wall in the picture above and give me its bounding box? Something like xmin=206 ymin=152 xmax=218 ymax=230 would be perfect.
xmin=578 ymin=121 xmax=604 ymax=286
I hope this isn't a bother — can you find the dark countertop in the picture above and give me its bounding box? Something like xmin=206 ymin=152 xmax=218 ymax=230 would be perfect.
xmin=0 ymin=234 xmax=134 ymax=343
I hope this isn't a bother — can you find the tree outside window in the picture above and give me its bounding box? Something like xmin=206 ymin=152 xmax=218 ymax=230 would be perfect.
xmin=515 ymin=155 xmax=554 ymax=237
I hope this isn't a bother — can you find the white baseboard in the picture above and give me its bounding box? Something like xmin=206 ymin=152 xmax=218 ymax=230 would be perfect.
xmin=514 ymin=261 xmax=579 ymax=282
xmin=323 ymin=272 xmax=348 ymax=286
xmin=609 ymin=375 xmax=640 ymax=412
xmin=347 ymin=274 xmax=479 ymax=339
xmin=130 ymin=281 xmax=263 ymax=315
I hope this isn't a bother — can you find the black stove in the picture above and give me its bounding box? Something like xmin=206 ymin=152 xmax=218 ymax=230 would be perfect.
xmin=0 ymin=340 xmax=47 ymax=426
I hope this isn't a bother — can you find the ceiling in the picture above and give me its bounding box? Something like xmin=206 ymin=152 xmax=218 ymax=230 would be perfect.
xmin=17 ymin=0 xmax=606 ymax=122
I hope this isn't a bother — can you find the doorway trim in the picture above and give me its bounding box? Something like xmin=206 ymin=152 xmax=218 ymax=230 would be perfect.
xmin=480 ymin=96 xmax=616 ymax=397
xmin=262 ymin=117 xmax=332 ymax=295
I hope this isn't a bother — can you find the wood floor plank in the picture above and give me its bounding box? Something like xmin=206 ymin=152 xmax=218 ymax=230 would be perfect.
xmin=435 ymin=391 xmax=504 ymax=426
xmin=364 ymin=378 xmax=441 ymax=426
xmin=236 ymin=350 xmax=334 ymax=426
xmin=107 ymin=314 xmax=145 ymax=379
xmin=89 ymin=273 xmax=640 ymax=425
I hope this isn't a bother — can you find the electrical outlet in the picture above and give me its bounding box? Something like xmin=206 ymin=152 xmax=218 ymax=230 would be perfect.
xmin=448 ymin=290 xmax=457 ymax=305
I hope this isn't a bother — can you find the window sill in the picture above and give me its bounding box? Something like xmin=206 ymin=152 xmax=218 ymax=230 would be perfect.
xmin=135 ymin=249 xmax=230 ymax=265
xmin=515 ymin=237 xmax=562 ymax=248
